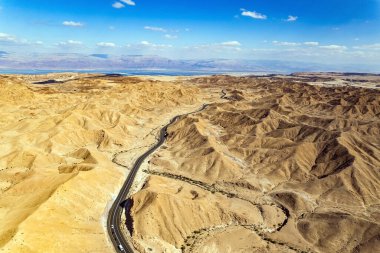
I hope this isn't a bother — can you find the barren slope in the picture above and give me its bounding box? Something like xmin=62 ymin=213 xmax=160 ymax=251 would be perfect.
xmin=0 ymin=74 xmax=205 ymax=253
xmin=128 ymin=75 xmax=380 ymax=253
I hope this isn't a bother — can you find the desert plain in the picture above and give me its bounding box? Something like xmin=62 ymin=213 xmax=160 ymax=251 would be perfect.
xmin=0 ymin=73 xmax=379 ymax=253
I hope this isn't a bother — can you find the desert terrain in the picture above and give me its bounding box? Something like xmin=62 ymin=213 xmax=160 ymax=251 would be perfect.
xmin=128 ymin=75 xmax=380 ymax=253
xmin=0 ymin=73 xmax=379 ymax=253
xmin=278 ymin=72 xmax=380 ymax=89
xmin=0 ymin=73 xmax=208 ymax=252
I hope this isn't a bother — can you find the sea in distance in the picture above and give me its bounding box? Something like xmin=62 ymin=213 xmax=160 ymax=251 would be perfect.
xmin=0 ymin=69 xmax=278 ymax=76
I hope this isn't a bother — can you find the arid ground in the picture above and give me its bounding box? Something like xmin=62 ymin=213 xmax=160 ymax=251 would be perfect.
xmin=0 ymin=73 xmax=379 ymax=253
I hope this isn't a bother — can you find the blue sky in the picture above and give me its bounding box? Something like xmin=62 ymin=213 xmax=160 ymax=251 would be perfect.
xmin=0 ymin=0 xmax=379 ymax=65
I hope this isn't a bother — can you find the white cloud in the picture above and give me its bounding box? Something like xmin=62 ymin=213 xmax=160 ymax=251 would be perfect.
xmin=97 ymin=42 xmax=116 ymax=47
xmin=0 ymin=33 xmax=17 ymax=42
xmin=187 ymin=41 xmax=243 ymax=53
xmin=143 ymin=41 xmax=172 ymax=48
xmin=121 ymin=0 xmax=136 ymax=6
xmin=140 ymin=41 xmax=150 ymax=46
xmin=57 ymin=40 xmax=83 ymax=46
xmin=241 ymin=9 xmax=267 ymax=20
xmin=144 ymin=26 xmax=167 ymax=32
xmin=112 ymin=2 xmax=125 ymax=8
xmin=272 ymin=41 xmax=321 ymax=47
xmin=273 ymin=41 xmax=300 ymax=46
xmin=286 ymin=15 xmax=298 ymax=22
xmin=271 ymin=41 xmax=347 ymax=50
xmin=0 ymin=33 xmax=45 ymax=47
xmin=319 ymin=45 xmax=347 ymax=50
xmin=134 ymin=41 xmax=173 ymax=49
xmin=220 ymin=41 xmax=241 ymax=47
xmin=353 ymin=43 xmax=380 ymax=50
xmin=164 ymin=34 xmax=178 ymax=39
xmin=248 ymin=46 xmax=380 ymax=66
xmin=67 ymin=40 xmax=82 ymax=45
xmin=304 ymin=42 xmax=319 ymax=46
xmin=63 ymin=21 xmax=83 ymax=27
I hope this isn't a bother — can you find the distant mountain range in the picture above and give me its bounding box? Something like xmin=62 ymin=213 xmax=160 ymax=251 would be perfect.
xmin=0 ymin=53 xmax=378 ymax=73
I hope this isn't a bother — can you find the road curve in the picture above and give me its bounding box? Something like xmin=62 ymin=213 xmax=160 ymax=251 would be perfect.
xmin=107 ymin=104 xmax=209 ymax=253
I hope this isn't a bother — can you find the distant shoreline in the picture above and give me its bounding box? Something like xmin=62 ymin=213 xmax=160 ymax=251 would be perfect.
xmin=0 ymin=69 xmax=284 ymax=76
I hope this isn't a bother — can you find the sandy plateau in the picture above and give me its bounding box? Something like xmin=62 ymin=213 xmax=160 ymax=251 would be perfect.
xmin=0 ymin=73 xmax=379 ymax=253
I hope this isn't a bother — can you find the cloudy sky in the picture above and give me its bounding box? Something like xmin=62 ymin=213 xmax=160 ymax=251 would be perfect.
xmin=0 ymin=0 xmax=379 ymax=66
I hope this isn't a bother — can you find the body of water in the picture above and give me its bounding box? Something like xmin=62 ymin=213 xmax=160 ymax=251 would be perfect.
xmin=0 ymin=69 xmax=277 ymax=76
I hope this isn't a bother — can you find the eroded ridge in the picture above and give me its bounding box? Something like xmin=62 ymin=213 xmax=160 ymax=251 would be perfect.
xmin=0 ymin=74 xmax=204 ymax=253
xmin=127 ymin=75 xmax=380 ymax=253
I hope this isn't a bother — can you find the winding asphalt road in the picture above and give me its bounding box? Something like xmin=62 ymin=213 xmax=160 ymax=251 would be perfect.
xmin=107 ymin=104 xmax=209 ymax=252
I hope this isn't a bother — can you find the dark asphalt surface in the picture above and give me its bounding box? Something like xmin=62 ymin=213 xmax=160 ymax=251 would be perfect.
xmin=107 ymin=104 xmax=209 ymax=253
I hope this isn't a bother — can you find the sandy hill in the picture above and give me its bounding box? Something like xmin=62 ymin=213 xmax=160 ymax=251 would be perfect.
xmin=128 ymin=75 xmax=380 ymax=253
xmin=0 ymin=74 xmax=205 ymax=253
xmin=1 ymin=73 xmax=379 ymax=253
